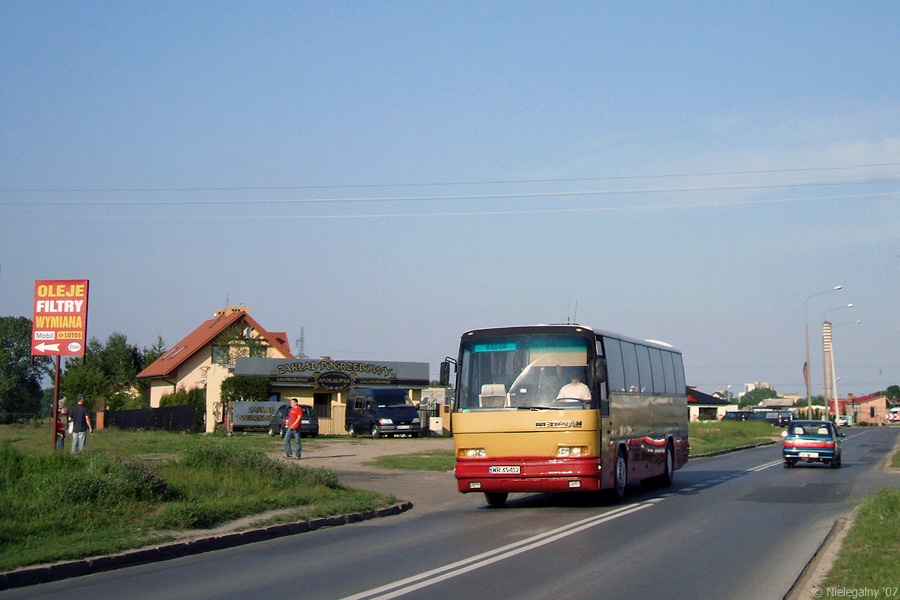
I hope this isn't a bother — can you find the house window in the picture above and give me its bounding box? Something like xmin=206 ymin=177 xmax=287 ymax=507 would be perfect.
xmin=871 ymin=407 xmax=877 ymax=418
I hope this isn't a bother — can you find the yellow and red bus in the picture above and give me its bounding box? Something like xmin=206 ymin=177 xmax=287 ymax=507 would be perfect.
xmin=441 ymin=324 xmax=689 ymax=507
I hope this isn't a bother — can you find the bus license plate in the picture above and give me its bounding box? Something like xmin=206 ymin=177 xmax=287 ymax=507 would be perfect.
xmin=799 ymin=452 xmax=819 ymax=458
xmin=490 ymin=466 xmax=521 ymax=474
xmin=397 ymin=425 xmax=409 ymax=429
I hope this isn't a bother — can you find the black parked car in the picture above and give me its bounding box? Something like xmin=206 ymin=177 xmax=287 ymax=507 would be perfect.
xmin=345 ymin=388 xmax=421 ymax=438
xmin=723 ymin=410 xmax=793 ymax=426
xmin=268 ymin=404 xmax=319 ymax=438
xmin=723 ymin=411 xmax=753 ymax=421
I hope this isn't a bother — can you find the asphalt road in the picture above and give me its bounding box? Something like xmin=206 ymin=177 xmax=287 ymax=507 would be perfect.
xmin=6 ymin=428 xmax=900 ymax=600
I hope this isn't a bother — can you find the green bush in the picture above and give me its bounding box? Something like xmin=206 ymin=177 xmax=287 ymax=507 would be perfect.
xmin=220 ymin=375 xmax=271 ymax=403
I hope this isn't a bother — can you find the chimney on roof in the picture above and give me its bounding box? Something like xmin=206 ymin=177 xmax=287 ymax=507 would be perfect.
xmin=214 ymin=305 xmax=249 ymax=319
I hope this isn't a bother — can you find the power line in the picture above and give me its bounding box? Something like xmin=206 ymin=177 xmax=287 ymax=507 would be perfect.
xmin=7 ymin=191 xmax=895 ymax=220
xmin=2 ymin=176 xmax=899 ymax=207
xmin=2 ymin=161 xmax=899 ymax=196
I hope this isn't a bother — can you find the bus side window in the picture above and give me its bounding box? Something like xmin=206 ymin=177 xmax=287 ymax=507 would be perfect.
xmin=621 ymin=342 xmax=640 ymax=393
xmin=604 ymin=338 xmax=626 ymax=392
xmin=672 ymin=353 xmax=686 ymax=393
xmin=649 ymin=348 xmax=666 ymax=394
xmin=635 ymin=344 xmax=653 ymax=394
xmin=661 ymin=351 xmax=677 ymax=394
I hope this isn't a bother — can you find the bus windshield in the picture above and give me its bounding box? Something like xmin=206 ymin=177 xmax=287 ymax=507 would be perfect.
xmin=457 ymin=333 xmax=593 ymax=412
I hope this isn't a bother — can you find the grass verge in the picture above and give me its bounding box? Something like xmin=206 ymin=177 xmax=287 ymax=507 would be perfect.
xmin=821 ymin=488 xmax=900 ymax=589
xmin=688 ymin=420 xmax=782 ymax=455
xmin=0 ymin=426 xmax=392 ymax=572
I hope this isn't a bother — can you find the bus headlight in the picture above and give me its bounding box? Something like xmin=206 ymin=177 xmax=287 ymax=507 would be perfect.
xmin=459 ymin=448 xmax=486 ymax=458
xmin=557 ymin=446 xmax=588 ymax=457
xmin=378 ymin=418 xmax=393 ymax=425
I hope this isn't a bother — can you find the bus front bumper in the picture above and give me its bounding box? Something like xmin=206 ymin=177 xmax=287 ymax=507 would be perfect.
xmin=455 ymin=456 xmax=603 ymax=494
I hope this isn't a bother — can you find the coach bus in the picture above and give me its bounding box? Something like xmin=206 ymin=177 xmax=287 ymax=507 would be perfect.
xmin=440 ymin=324 xmax=689 ymax=507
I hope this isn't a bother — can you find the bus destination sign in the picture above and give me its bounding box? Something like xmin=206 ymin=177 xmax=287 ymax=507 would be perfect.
xmin=31 ymin=279 xmax=90 ymax=357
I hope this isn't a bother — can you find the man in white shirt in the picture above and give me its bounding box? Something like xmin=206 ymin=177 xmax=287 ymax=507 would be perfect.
xmin=557 ymin=375 xmax=592 ymax=401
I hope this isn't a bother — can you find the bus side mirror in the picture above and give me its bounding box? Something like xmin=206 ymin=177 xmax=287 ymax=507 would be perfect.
xmin=440 ymin=359 xmax=455 ymax=386
xmin=592 ymin=358 xmax=608 ymax=384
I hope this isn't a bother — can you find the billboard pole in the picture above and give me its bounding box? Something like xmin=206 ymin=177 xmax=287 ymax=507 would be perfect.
xmin=51 ymin=356 xmax=60 ymax=451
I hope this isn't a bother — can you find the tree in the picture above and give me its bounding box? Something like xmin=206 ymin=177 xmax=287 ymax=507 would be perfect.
xmin=142 ymin=335 xmax=167 ymax=369
xmin=61 ymin=332 xmax=149 ymax=411
xmin=793 ymin=395 xmax=827 ymax=407
xmin=0 ymin=316 xmax=50 ymax=417
xmin=885 ymin=385 xmax=900 ymax=404
xmin=212 ymin=325 xmax=270 ymax=364
xmin=94 ymin=333 xmax=143 ymax=389
xmin=60 ymin=362 xmax=108 ymax=410
xmin=738 ymin=387 xmax=778 ymax=408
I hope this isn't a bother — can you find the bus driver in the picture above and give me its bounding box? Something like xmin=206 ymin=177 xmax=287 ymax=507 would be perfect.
xmin=556 ymin=373 xmax=592 ymax=401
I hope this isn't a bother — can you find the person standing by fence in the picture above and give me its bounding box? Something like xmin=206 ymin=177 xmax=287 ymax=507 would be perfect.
xmin=69 ymin=395 xmax=93 ymax=453
xmin=55 ymin=407 xmax=69 ymax=451
xmin=284 ymin=399 xmax=303 ymax=459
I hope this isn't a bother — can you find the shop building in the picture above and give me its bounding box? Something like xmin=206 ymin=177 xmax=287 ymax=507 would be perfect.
xmin=221 ymin=356 xmax=430 ymax=435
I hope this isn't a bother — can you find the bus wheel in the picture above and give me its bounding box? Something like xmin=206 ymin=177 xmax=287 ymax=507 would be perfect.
xmin=658 ymin=442 xmax=674 ymax=488
xmin=348 ymin=425 xmax=357 ymax=438
xmin=613 ymin=450 xmax=627 ymax=502
xmin=372 ymin=425 xmax=382 ymax=438
xmin=484 ymin=492 xmax=508 ymax=508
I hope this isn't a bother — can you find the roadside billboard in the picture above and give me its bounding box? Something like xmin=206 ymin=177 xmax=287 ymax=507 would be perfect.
xmin=31 ymin=279 xmax=90 ymax=357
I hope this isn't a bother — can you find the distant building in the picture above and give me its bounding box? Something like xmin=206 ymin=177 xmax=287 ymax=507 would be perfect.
xmin=845 ymin=393 xmax=890 ymax=426
xmin=757 ymin=398 xmax=794 ymax=409
xmin=687 ymin=387 xmax=736 ymax=422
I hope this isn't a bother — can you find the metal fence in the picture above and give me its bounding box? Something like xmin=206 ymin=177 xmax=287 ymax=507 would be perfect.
xmin=105 ymin=405 xmax=196 ymax=433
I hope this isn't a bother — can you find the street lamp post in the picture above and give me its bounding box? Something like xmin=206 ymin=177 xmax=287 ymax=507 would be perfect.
xmin=805 ymin=286 xmax=842 ymax=417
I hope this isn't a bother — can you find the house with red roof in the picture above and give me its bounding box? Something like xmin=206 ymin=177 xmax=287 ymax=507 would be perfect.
xmin=686 ymin=387 xmax=737 ymax=421
xmin=137 ymin=305 xmax=293 ymax=409
xmin=845 ymin=393 xmax=890 ymax=426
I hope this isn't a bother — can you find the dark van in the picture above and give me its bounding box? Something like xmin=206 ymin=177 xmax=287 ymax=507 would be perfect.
xmin=345 ymin=388 xmax=421 ymax=438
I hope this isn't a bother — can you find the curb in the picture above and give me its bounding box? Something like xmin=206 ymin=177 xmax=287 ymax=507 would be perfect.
xmin=783 ymin=514 xmax=852 ymax=600
xmin=0 ymin=501 xmax=413 ymax=591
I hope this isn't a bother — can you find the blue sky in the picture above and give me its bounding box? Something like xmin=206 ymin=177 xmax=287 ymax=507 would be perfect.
xmin=2 ymin=2 xmax=899 ymax=397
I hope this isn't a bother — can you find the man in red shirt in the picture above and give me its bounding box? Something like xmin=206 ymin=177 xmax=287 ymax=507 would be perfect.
xmin=284 ymin=399 xmax=303 ymax=459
